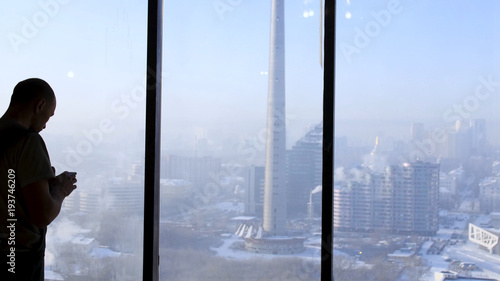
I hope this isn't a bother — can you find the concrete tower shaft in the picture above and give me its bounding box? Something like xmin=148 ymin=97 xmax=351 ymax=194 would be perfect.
xmin=263 ymin=0 xmax=287 ymax=236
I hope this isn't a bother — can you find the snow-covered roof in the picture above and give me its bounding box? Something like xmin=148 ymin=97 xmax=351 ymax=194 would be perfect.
xmin=44 ymin=270 xmax=64 ymax=281
xmin=231 ymin=216 xmax=256 ymax=221
xmin=449 ymin=168 xmax=464 ymax=176
xmin=440 ymin=187 xmax=452 ymax=193
xmin=160 ymin=178 xmax=191 ymax=186
xmin=479 ymin=177 xmax=497 ymax=187
xmin=89 ymin=247 xmax=121 ymax=258
xmin=71 ymin=235 xmax=94 ymax=245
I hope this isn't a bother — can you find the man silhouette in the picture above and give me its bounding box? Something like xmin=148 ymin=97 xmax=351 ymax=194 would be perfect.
xmin=0 ymin=78 xmax=77 ymax=280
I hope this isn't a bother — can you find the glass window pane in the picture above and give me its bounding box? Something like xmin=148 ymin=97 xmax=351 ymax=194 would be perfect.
xmin=1 ymin=1 xmax=147 ymax=280
xmin=335 ymin=1 xmax=500 ymax=280
xmin=161 ymin=1 xmax=323 ymax=280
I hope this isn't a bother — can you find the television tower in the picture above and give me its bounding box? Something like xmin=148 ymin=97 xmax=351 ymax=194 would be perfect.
xmin=263 ymin=0 xmax=287 ymax=236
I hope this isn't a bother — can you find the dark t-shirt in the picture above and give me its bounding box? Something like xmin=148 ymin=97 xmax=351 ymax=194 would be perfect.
xmin=0 ymin=119 xmax=54 ymax=253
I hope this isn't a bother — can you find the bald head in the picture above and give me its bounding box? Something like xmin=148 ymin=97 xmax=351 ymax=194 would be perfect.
xmin=10 ymin=78 xmax=55 ymax=108
xmin=3 ymin=78 xmax=57 ymax=132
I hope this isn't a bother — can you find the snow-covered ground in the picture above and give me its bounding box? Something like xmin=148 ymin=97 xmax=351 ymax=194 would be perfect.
xmin=419 ymin=240 xmax=500 ymax=280
xmin=212 ymin=210 xmax=500 ymax=281
xmin=419 ymin=213 xmax=500 ymax=280
xmin=197 ymin=206 xmax=500 ymax=281
xmin=211 ymin=234 xmax=321 ymax=262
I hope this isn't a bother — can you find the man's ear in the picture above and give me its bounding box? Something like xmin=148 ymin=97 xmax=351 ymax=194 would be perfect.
xmin=34 ymin=98 xmax=47 ymax=114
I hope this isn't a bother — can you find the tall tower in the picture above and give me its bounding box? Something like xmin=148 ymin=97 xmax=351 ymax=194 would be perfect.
xmin=263 ymin=0 xmax=287 ymax=236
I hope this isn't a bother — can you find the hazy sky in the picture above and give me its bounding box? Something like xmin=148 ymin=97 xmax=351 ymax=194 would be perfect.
xmin=0 ymin=0 xmax=323 ymax=156
xmin=335 ymin=0 xmax=500 ymax=144
xmin=3 ymin=1 xmax=500 ymax=154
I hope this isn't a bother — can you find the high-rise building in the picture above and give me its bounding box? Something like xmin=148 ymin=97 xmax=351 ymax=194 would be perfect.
xmin=388 ymin=162 xmax=440 ymax=234
xmin=63 ymin=179 xmax=143 ymax=215
xmin=370 ymin=172 xmax=393 ymax=231
xmin=334 ymin=162 xmax=440 ymax=235
xmin=263 ymin=0 xmax=287 ymax=236
xmin=161 ymin=154 xmax=222 ymax=190
xmin=333 ymin=181 xmax=372 ymax=232
xmin=287 ymin=123 xmax=322 ymax=216
xmin=446 ymin=120 xmax=473 ymax=160
xmin=244 ymin=166 xmax=265 ymax=216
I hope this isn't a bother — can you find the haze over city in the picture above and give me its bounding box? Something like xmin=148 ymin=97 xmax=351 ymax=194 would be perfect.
xmin=2 ymin=0 xmax=500 ymax=280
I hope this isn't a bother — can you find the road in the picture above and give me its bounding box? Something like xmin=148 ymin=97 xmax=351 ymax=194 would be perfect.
xmin=444 ymin=241 xmax=500 ymax=277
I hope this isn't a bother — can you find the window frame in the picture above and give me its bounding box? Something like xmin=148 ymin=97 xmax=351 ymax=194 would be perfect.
xmin=143 ymin=0 xmax=162 ymax=280
xmin=322 ymin=1 xmax=335 ymax=281
xmin=142 ymin=0 xmax=335 ymax=280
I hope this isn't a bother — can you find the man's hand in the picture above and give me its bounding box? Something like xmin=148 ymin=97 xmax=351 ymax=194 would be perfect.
xmin=52 ymin=171 xmax=77 ymax=198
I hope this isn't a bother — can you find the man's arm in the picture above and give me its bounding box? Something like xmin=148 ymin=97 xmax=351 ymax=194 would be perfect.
xmin=22 ymin=172 xmax=76 ymax=229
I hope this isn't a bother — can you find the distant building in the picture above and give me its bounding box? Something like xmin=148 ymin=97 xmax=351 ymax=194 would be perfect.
xmin=491 ymin=212 xmax=500 ymax=228
xmin=470 ymin=119 xmax=488 ymax=155
xmin=440 ymin=172 xmax=458 ymax=195
xmin=62 ymin=189 xmax=80 ymax=213
xmin=160 ymin=179 xmax=192 ymax=201
xmin=446 ymin=128 xmax=472 ymax=160
xmin=334 ymin=162 xmax=440 ymax=235
xmin=440 ymin=172 xmax=458 ymax=209
xmin=287 ymin=123 xmax=322 ymax=216
xmin=479 ymin=177 xmax=500 ymax=213
xmin=103 ymin=180 xmax=143 ymax=213
xmin=443 ymin=119 xmax=487 ymax=161
xmin=160 ymin=179 xmax=193 ymax=216
xmin=63 ymin=179 xmax=143 ymax=214
xmin=492 ymin=161 xmax=500 ymax=177
xmin=79 ymin=191 xmax=101 ymax=213
xmin=411 ymin=123 xmax=426 ymax=141
xmin=334 ymin=136 xmax=369 ymax=168
xmin=334 ymin=181 xmax=372 ymax=232
xmin=162 ymin=154 xmax=222 ymax=190
xmin=243 ymin=166 xmax=265 ymax=216
xmin=449 ymin=166 xmax=465 ymax=182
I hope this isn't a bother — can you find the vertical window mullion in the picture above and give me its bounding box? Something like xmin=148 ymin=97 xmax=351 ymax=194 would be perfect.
xmin=144 ymin=0 xmax=163 ymax=280
xmin=322 ymin=0 xmax=335 ymax=281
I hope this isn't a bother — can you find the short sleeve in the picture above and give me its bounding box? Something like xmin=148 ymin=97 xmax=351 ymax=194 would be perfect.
xmin=16 ymin=133 xmax=55 ymax=188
